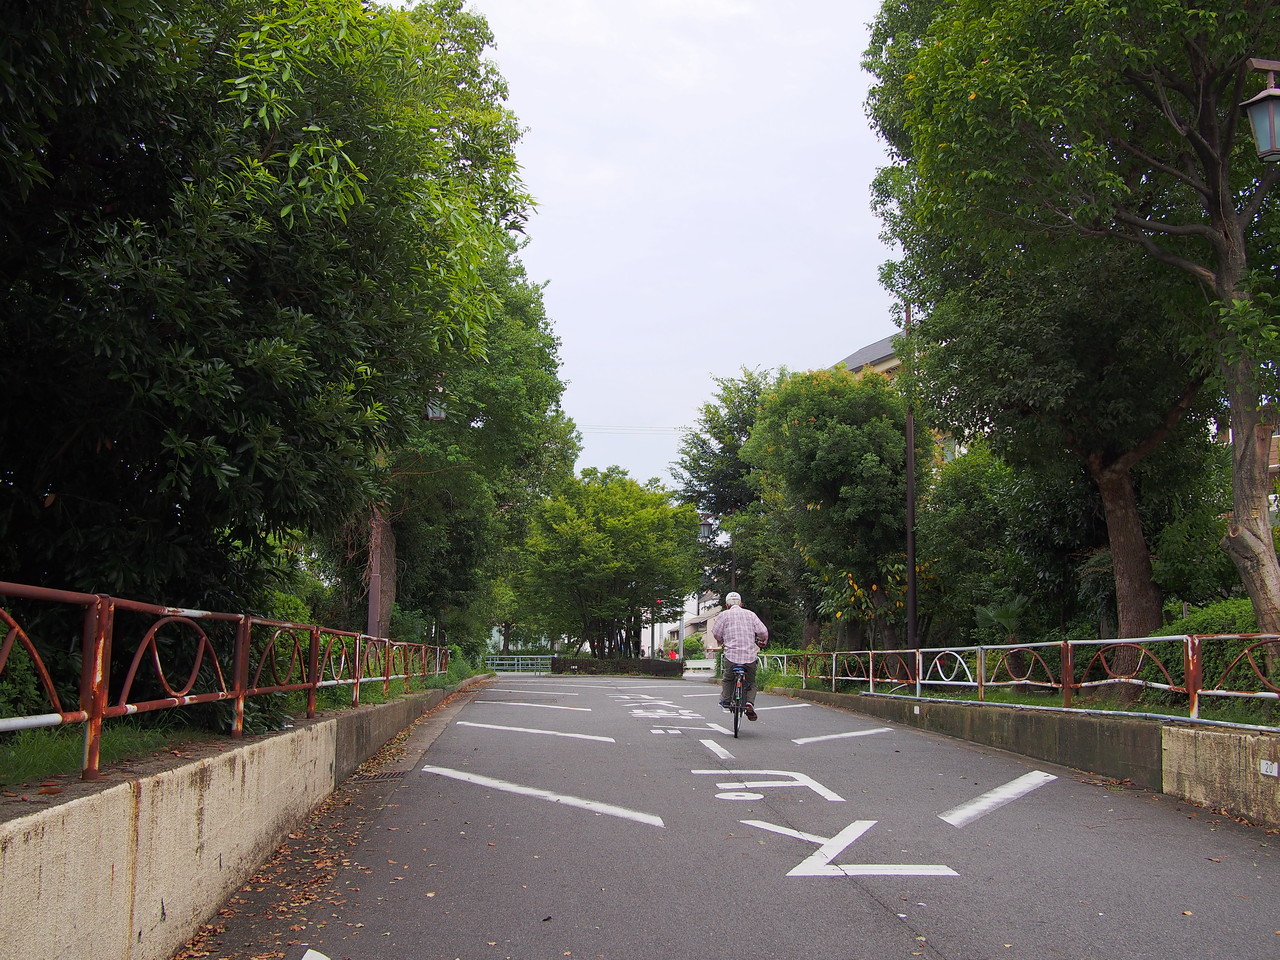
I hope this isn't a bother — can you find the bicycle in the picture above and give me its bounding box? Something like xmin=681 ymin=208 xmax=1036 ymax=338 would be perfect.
xmin=728 ymin=665 xmax=747 ymax=738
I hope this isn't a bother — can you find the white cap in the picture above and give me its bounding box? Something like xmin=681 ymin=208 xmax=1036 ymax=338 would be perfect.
xmin=725 ymin=592 xmax=742 ymax=606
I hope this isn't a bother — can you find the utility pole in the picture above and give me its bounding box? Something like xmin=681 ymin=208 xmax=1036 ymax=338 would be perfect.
xmin=905 ymin=302 xmax=918 ymax=649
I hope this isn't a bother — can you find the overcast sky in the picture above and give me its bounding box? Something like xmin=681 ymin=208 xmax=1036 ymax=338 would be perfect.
xmin=465 ymin=0 xmax=900 ymax=486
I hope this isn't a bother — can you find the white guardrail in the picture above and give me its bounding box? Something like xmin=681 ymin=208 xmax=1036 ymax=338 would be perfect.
xmin=755 ymin=635 xmax=1280 ymax=731
xmin=484 ymin=655 xmax=554 ymax=674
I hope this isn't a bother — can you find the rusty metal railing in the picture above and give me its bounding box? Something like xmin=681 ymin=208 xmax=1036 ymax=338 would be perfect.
xmin=759 ymin=634 xmax=1280 ymax=730
xmin=0 ymin=581 xmax=449 ymax=779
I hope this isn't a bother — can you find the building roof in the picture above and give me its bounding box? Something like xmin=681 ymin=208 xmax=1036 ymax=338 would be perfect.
xmin=835 ymin=334 xmax=897 ymax=372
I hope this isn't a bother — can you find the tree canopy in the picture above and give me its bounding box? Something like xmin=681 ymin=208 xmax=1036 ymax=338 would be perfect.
xmin=519 ymin=469 xmax=702 ymax=658
xmin=744 ymin=368 xmax=926 ymax=648
xmin=0 ymin=0 xmax=529 ymax=609
xmin=866 ymin=0 xmax=1280 ymax=632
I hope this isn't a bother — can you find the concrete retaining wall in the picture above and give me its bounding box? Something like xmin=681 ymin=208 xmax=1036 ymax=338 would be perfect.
xmin=0 ymin=687 xmax=452 ymax=960
xmin=777 ymin=688 xmax=1280 ymax=828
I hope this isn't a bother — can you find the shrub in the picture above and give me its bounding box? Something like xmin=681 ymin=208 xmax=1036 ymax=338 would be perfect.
xmin=1149 ymin=598 xmax=1268 ymax=692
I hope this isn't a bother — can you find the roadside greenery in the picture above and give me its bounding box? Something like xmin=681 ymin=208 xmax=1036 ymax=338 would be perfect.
xmin=0 ymin=653 xmax=484 ymax=787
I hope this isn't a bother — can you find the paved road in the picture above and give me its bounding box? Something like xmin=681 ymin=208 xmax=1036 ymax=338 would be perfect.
xmin=185 ymin=677 xmax=1280 ymax=960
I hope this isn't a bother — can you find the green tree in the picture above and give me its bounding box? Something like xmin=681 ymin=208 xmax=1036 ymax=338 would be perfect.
xmin=907 ymin=243 xmax=1219 ymax=637
xmin=383 ymin=247 xmax=576 ymax=656
xmin=520 ymin=469 xmax=702 ymax=658
xmin=865 ymin=0 xmax=1280 ymax=633
xmin=744 ymin=368 xmax=927 ymax=648
xmin=0 ymin=0 xmax=526 ymax=609
xmin=917 ymin=442 xmax=1017 ymax=645
xmin=672 ymin=367 xmax=802 ymax=639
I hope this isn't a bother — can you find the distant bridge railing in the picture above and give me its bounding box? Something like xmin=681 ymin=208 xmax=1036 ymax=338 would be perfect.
xmin=484 ymin=655 xmax=553 ymax=674
xmin=758 ymin=634 xmax=1280 ymax=730
xmin=0 ymin=581 xmax=449 ymax=779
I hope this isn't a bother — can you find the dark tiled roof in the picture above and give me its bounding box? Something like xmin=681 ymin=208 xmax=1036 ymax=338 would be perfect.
xmin=835 ymin=334 xmax=896 ymax=371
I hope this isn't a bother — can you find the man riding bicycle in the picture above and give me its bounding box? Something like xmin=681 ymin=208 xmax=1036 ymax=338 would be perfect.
xmin=712 ymin=592 xmax=768 ymax=720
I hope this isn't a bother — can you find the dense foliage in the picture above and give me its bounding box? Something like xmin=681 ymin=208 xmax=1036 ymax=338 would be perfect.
xmin=1 ymin=0 xmax=531 ymax=616
xmin=865 ymin=0 xmax=1280 ymax=632
xmin=519 ymin=469 xmax=702 ymax=658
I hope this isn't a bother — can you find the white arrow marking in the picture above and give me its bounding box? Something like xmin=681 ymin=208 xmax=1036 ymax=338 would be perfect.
xmin=693 ymin=769 xmax=845 ymax=801
xmin=421 ymin=766 xmax=664 ymax=827
xmin=939 ymin=770 xmax=1058 ymax=827
xmin=743 ymin=819 xmax=958 ymax=877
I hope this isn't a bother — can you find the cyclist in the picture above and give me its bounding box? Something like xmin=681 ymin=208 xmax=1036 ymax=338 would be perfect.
xmin=712 ymin=592 xmax=768 ymax=720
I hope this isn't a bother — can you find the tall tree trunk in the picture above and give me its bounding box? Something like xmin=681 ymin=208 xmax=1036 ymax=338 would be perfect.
xmin=1091 ymin=463 xmax=1163 ymax=702
xmin=1220 ymin=358 xmax=1280 ymax=636
xmin=1091 ymin=465 xmax=1164 ymax=638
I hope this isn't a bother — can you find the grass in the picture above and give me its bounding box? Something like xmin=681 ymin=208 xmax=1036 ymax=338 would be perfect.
xmin=0 ymin=719 xmax=216 ymax=788
xmin=0 ymin=664 xmax=482 ymax=789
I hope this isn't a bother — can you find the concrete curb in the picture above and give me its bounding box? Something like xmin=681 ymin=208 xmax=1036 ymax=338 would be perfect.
xmin=0 ymin=677 xmax=487 ymax=960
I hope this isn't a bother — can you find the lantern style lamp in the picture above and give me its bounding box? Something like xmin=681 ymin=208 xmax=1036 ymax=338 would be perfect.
xmin=1243 ymin=58 xmax=1280 ymax=161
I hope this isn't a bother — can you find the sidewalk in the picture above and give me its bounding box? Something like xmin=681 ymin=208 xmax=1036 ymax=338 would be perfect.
xmin=170 ymin=685 xmax=484 ymax=960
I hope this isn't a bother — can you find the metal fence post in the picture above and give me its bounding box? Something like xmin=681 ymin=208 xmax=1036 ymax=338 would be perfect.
xmin=977 ymin=645 xmax=985 ymax=702
xmin=1186 ymin=634 xmax=1202 ymax=719
xmin=79 ymin=595 xmax=113 ymax=780
xmin=231 ymin=615 xmax=251 ymax=738
xmin=307 ymin=626 xmax=320 ymax=719
xmin=1061 ymin=638 xmax=1074 ymax=708
xmin=353 ymin=637 xmax=364 ymax=707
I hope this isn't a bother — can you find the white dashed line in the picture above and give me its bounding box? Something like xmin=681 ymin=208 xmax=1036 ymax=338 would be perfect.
xmin=474 ymin=700 xmax=591 ymax=711
xmin=455 ymin=721 xmax=613 ymax=742
xmin=485 ymin=688 xmax=579 ymax=696
xmin=938 ymin=771 xmax=1058 ymax=827
xmin=793 ymin=727 xmax=892 ymax=745
xmin=757 ymin=703 xmax=810 ymax=711
xmin=701 ymin=739 xmax=735 ymax=760
xmin=420 ymin=765 xmax=665 ymax=827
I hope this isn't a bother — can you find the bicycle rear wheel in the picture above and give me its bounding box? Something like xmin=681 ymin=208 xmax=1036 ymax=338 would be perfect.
xmin=731 ymin=675 xmax=743 ymax=738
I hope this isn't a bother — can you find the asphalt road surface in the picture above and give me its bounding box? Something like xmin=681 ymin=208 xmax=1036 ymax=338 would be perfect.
xmin=182 ymin=676 xmax=1280 ymax=960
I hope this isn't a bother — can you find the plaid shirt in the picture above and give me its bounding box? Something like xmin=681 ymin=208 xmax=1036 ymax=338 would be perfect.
xmin=711 ymin=605 xmax=768 ymax=665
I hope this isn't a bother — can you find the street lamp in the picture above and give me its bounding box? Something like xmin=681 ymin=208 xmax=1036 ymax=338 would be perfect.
xmin=1242 ymin=58 xmax=1280 ymax=161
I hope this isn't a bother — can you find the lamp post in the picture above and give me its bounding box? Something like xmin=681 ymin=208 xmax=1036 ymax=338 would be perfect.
xmin=1243 ymin=58 xmax=1280 ymax=161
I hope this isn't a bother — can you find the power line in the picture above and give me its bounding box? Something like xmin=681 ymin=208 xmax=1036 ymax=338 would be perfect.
xmin=576 ymin=424 xmax=686 ymax=436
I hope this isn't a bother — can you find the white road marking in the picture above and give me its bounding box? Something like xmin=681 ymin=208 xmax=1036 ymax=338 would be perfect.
xmin=486 ymin=688 xmax=579 ymax=696
xmin=793 ymin=727 xmax=892 ymax=745
xmin=692 ymin=769 xmax=845 ymax=801
xmin=758 ymin=703 xmax=810 ymax=711
xmin=455 ymin=721 xmax=614 ymax=743
xmin=684 ymin=693 xmax=723 ymax=698
xmin=938 ymin=770 xmax=1058 ymax=827
xmin=420 ymin=765 xmax=665 ymax=828
xmin=701 ymin=739 xmax=735 ymax=760
xmin=474 ymin=700 xmax=591 ymax=711
xmin=708 ymin=723 xmax=732 ymax=735
xmin=743 ymin=819 xmax=958 ymax=877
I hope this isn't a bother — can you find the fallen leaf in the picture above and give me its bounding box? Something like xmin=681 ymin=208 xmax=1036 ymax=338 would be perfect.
xmin=1183 ymin=911 xmax=1193 ymax=916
